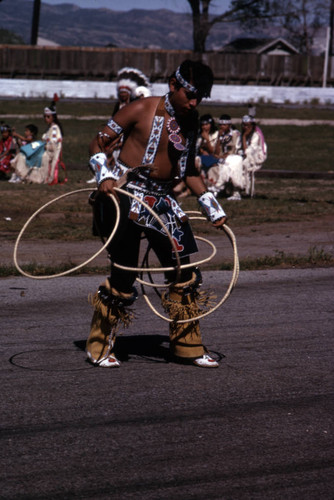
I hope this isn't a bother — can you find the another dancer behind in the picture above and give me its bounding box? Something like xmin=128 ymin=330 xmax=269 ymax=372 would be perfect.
xmin=86 ymin=59 xmax=227 ymax=369
xmin=87 ymin=67 xmax=151 ymax=184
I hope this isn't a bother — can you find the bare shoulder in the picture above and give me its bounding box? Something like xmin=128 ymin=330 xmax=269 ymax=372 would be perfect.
xmin=130 ymin=96 xmax=160 ymax=113
xmin=113 ymin=96 xmax=160 ymax=124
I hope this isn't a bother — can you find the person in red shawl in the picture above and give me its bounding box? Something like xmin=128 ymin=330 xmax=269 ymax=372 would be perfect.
xmin=0 ymin=124 xmax=17 ymax=180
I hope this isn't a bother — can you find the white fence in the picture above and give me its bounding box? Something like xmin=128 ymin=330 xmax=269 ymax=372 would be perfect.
xmin=1 ymin=78 xmax=334 ymax=104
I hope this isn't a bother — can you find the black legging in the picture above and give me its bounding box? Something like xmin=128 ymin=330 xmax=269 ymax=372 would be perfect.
xmin=93 ymin=191 xmax=194 ymax=293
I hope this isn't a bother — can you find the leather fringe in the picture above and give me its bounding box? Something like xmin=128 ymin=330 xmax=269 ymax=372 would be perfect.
xmin=88 ymin=291 xmax=134 ymax=331
xmin=161 ymin=288 xmax=216 ymax=323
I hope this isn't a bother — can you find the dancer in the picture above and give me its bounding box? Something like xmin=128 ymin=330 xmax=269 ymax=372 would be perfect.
xmin=86 ymin=60 xmax=227 ymax=369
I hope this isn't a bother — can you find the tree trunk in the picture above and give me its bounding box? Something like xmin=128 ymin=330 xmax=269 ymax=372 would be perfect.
xmin=189 ymin=0 xmax=211 ymax=54
xmin=30 ymin=0 xmax=41 ymax=45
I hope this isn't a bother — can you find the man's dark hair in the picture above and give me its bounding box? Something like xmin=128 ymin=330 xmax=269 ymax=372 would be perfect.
xmin=26 ymin=124 xmax=38 ymax=138
xmin=171 ymin=59 xmax=214 ymax=98
xmin=219 ymin=114 xmax=231 ymax=121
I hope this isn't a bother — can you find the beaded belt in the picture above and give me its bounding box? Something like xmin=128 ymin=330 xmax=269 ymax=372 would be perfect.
xmin=126 ymin=169 xmax=173 ymax=196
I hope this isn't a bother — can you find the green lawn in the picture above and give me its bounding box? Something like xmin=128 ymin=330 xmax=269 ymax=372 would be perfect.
xmin=1 ymin=97 xmax=334 ymax=274
xmin=1 ymin=98 xmax=334 ymax=171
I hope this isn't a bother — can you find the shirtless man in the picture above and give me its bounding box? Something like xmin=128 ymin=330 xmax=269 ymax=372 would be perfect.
xmin=86 ymin=60 xmax=227 ymax=369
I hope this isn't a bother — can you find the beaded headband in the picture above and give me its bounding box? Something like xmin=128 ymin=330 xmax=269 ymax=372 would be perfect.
xmin=219 ymin=119 xmax=231 ymax=125
xmin=118 ymin=86 xmax=132 ymax=94
xmin=175 ymin=67 xmax=197 ymax=93
xmin=242 ymin=115 xmax=255 ymax=123
xmin=44 ymin=107 xmax=56 ymax=115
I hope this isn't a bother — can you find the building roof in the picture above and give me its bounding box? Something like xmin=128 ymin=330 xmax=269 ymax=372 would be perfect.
xmin=221 ymin=37 xmax=299 ymax=55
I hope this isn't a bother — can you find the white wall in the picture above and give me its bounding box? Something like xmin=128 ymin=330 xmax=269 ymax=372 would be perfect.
xmin=1 ymin=78 xmax=334 ymax=104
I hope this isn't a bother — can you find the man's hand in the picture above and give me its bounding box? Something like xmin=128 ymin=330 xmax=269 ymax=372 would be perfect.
xmin=98 ymin=178 xmax=119 ymax=202
xmin=212 ymin=216 xmax=227 ymax=229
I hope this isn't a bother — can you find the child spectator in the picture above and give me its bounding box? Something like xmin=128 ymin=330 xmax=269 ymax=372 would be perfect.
xmin=10 ymin=124 xmax=46 ymax=183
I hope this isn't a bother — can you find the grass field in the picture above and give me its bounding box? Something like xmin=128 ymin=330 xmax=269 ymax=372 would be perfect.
xmin=1 ymin=99 xmax=334 ymax=171
xmin=1 ymin=98 xmax=333 ymax=274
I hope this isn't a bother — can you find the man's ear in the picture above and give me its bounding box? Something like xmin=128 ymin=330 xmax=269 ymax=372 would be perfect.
xmin=169 ymin=77 xmax=177 ymax=92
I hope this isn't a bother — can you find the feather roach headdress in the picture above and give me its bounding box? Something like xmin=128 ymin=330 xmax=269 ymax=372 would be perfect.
xmin=116 ymin=67 xmax=151 ymax=99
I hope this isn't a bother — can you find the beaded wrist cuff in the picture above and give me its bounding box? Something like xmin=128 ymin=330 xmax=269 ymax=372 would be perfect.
xmin=89 ymin=153 xmax=129 ymax=186
xmin=198 ymin=191 xmax=226 ymax=222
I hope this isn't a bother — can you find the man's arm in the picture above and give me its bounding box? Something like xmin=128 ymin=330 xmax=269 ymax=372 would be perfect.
xmin=185 ymin=175 xmax=227 ymax=228
xmin=88 ymin=103 xmax=135 ymax=194
xmin=89 ymin=99 xmax=150 ymax=197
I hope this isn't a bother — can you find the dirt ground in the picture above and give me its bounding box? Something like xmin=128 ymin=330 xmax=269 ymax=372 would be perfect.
xmin=3 ymin=214 xmax=333 ymax=270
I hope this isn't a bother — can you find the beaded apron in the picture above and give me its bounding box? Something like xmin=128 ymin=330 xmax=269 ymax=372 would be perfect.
xmin=125 ymin=95 xmax=198 ymax=258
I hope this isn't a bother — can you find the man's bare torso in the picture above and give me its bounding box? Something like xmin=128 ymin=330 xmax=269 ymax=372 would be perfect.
xmin=108 ymin=96 xmax=188 ymax=180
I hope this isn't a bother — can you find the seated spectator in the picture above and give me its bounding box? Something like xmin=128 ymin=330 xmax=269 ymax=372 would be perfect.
xmin=10 ymin=124 xmax=46 ymax=183
xmin=0 ymin=124 xmax=17 ymax=180
xmin=214 ymin=114 xmax=240 ymax=160
xmin=206 ymin=115 xmax=267 ymax=201
xmin=195 ymin=114 xmax=219 ymax=174
xmin=205 ymin=114 xmax=243 ymax=198
xmin=232 ymin=115 xmax=267 ymax=200
xmin=12 ymin=123 xmax=38 ymax=147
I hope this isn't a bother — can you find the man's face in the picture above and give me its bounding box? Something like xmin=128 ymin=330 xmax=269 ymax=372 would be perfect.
xmin=1 ymin=130 xmax=9 ymax=140
xmin=169 ymin=79 xmax=202 ymax=115
xmin=118 ymin=90 xmax=130 ymax=103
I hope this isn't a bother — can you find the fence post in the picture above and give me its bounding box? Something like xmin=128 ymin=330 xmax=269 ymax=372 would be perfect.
xmin=323 ymin=26 xmax=330 ymax=88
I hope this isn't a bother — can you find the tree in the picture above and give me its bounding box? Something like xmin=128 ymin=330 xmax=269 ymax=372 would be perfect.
xmin=30 ymin=0 xmax=41 ymax=45
xmin=187 ymin=0 xmax=332 ymax=56
xmin=272 ymin=0 xmax=331 ymax=55
xmin=187 ymin=0 xmax=273 ymax=53
xmin=330 ymin=0 xmax=334 ymax=55
xmin=0 ymin=28 xmax=25 ymax=45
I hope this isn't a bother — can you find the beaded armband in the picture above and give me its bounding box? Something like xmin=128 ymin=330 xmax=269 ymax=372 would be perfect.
xmin=89 ymin=153 xmax=129 ymax=186
xmin=198 ymin=191 xmax=226 ymax=223
xmin=107 ymin=118 xmax=123 ymax=135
